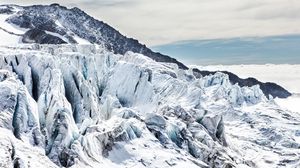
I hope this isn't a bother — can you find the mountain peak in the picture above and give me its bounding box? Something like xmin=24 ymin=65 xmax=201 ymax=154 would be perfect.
xmin=0 ymin=4 xmax=188 ymax=69
xmin=0 ymin=4 xmax=291 ymax=98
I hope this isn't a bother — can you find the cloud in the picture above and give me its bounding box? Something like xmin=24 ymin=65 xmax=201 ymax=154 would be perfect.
xmin=68 ymin=0 xmax=138 ymax=7
xmin=1 ymin=0 xmax=300 ymax=46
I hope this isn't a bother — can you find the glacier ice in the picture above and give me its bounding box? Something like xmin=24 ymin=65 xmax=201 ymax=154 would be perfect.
xmin=0 ymin=44 xmax=299 ymax=168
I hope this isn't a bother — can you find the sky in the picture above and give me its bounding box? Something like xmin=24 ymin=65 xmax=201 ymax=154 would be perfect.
xmin=1 ymin=0 xmax=300 ymax=46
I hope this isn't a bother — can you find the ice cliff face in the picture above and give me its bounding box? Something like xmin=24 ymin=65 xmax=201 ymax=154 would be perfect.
xmin=0 ymin=45 xmax=299 ymax=168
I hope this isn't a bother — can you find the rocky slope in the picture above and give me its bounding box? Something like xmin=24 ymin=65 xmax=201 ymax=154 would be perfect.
xmin=0 ymin=4 xmax=291 ymax=98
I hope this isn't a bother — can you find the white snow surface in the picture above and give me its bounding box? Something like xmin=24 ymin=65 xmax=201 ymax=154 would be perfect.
xmin=275 ymin=94 xmax=300 ymax=114
xmin=0 ymin=28 xmax=21 ymax=45
xmin=0 ymin=6 xmax=29 ymax=46
xmin=0 ymin=44 xmax=299 ymax=168
xmin=0 ymin=14 xmax=23 ymax=45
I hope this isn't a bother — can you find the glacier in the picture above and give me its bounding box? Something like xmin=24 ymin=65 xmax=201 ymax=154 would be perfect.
xmin=0 ymin=3 xmax=299 ymax=168
xmin=0 ymin=44 xmax=299 ymax=168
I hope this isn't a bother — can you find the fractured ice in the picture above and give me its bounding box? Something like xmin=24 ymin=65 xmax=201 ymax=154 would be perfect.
xmin=0 ymin=44 xmax=299 ymax=168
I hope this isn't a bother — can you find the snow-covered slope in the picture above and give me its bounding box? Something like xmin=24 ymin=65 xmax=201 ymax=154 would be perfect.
xmin=0 ymin=5 xmax=88 ymax=45
xmin=0 ymin=44 xmax=299 ymax=168
xmin=0 ymin=7 xmax=24 ymax=45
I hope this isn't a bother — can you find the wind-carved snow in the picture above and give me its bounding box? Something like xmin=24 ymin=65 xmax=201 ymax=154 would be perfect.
xmin=0 ymin=44 xmax=299 ymax=168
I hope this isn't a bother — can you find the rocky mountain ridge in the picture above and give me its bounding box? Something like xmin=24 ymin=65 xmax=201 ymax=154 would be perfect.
xmin=0 ymin=4 xmax=291 ymax=98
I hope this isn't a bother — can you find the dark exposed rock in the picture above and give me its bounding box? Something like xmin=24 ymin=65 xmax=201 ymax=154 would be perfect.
xmin=59 ymin=148 xmax=76 ymax=167
xmin=0 ymin=6 xmax=14 ymax=14
xmin=13 ymin=158 xmax=24 ymax=168
xmin=22 ymin=28 xmax=67 ymax=44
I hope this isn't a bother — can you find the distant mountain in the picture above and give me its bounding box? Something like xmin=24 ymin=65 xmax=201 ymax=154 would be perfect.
xmin=0 ymin=4 xmax=291 ymax=98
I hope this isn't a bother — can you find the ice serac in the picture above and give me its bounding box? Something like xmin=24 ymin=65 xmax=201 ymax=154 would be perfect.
xmin=38 ymin=67 xmax=79 ymax=166
xmin=0 ymin=44 xmax=298 ymax=168
xmin=0 ymin=69 xmax=43 ymax=146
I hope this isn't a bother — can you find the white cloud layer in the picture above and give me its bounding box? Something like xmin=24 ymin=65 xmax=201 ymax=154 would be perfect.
xmin=1 ymin=0 xmax=300 ymax=46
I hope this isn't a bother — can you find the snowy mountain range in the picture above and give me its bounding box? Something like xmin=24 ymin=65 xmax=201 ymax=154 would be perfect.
xmin=0 ymin=4 xmax=299 ymax=168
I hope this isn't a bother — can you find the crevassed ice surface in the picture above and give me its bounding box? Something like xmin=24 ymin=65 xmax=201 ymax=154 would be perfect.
xmin=0 ymin=44 xmax=299 ymax=168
